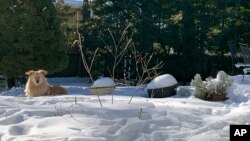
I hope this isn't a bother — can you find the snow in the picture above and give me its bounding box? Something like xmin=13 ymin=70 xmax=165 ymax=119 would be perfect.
xmin=146 ymin=74 xmax=178 ymax=89
xmin=91 ymin=77 xmax=115 ymax=88
xmin=105 ymin=1 xmax=113 ymax=7
xmin=42 ymin=7 xmax=47 ymax=12
xmin=0 ymin=75 xmax=250 ymax=141
xmin=64 ymin=0 xmax=83 ymax=6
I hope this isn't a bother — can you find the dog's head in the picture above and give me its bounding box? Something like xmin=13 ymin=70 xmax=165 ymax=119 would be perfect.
xmin=25 ymin=70 xmax=48 ymax=85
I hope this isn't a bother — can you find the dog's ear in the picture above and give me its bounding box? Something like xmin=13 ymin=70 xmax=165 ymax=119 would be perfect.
xmin=39 ymin=70 xmax=48 ymax=76
xmin=25 ymin=70 xmax=35 ymax=76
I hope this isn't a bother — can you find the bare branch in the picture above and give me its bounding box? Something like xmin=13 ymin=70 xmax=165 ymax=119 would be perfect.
xmin=89 ymin=48 xmax=99 ymax=71
xmin=117 ymin=23 xmax=132 ymax=48
xmin=76 ymin=10 xmax=99 ymax=83
xmin=76 ymin=10 xmax=102 ymax=107
xmin=107 ymin=28 xmax=118 ymax=51
xmin=131 ymin=45 xmax=164 ymax=86
xmin=100 ymin=24 xmax=134 ymax=80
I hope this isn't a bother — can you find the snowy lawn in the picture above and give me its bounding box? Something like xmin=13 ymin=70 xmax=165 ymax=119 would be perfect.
xmin=0 ymin=75 xmax=250 ymax=141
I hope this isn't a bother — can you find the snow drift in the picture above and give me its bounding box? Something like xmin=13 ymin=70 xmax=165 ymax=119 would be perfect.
xmin=0 ymin=75 xmax=249 ymax=141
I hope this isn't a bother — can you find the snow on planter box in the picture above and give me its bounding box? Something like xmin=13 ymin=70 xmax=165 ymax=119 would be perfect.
xmin=146 ymin=74 xmax=178 ymax=98
xmin=89 ymin=77 xmax=116 ymax=95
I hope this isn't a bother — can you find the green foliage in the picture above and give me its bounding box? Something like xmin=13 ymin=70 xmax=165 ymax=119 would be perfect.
xmin=55 ymin=0 xmax=79 ymax=44
xmin=0 ymin=0 xmax=68 ymax=79
xmin=191 ymin=71 xmax=233 ymax=101
xmin=79 ymin=0 xmax=250 ymax=82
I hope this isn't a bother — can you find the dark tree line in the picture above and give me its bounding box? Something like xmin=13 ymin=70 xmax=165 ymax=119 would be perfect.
xmin=0 ymin=0 xmax=68 ymax=88
xmin=80 ymin=0 xmax=250 ymax=82
xmin=0 ymin=0 xmax=250 ymax=88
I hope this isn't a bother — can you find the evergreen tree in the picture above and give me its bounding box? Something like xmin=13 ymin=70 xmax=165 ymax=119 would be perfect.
xmin=0 ymin=0 xmax=68 ymax=88
xmin=55 ymin=0 xmax=78 ymax=44
xmin=80 ymin=0 xmax=250 ymax=82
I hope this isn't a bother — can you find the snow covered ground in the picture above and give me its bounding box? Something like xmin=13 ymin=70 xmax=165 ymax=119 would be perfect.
xmin=0 ymin=75 xmax=250 ymax=141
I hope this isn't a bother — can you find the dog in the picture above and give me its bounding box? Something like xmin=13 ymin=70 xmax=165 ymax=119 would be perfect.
xmin=24 ymin=70 xmax=67 ymax=97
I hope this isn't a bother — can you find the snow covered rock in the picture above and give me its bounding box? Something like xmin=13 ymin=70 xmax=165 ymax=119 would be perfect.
xmin=91 ymin=77 xmax=115 ymax=88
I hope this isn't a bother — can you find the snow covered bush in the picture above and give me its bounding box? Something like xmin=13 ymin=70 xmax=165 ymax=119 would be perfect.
xmin=191 ymin=71 xmax=233 ymax=101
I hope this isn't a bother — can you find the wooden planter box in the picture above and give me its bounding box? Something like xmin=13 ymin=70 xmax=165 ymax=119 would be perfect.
xmin=89 ymin=86 xmax=115 ymax=95
xmin=147 ymin=84 xmax=178 ymax=98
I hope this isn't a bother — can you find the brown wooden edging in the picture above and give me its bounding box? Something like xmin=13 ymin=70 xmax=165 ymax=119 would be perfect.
xmin=89 ymin=86 xmax=115 ymax=95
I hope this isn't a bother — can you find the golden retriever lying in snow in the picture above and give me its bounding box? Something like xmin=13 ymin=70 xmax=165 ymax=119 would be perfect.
xmin=24 ymin=70 xmax=67 ymax=97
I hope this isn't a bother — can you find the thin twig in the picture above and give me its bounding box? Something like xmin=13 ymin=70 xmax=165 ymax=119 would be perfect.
xmin=131 ymin=45 xmax=163 ymax=86
xmin=139 ymin=108 xmax=143 ymax=119
xmin=112 ymin=93 xmax=114 ymax=104
xmin=97 ymin=94 xmax=103 ymax=107
xmin=90 ymin=48 xmax=99 ymax=70
xmin=128 ymin=96 xmax=134 ymax=104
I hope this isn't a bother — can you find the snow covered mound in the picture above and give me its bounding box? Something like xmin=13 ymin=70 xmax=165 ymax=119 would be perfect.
xmin=0 ymin=76 xmax=250 ymax=141
xmin=146 ymin=74 xmax=178 ymax=89
xmin=91 ymin=77 xmax=115 ymax=88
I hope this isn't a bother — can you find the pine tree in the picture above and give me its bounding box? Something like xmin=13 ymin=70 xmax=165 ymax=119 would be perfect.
xmin=0 ymin=0 xmax=68 ymax=88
